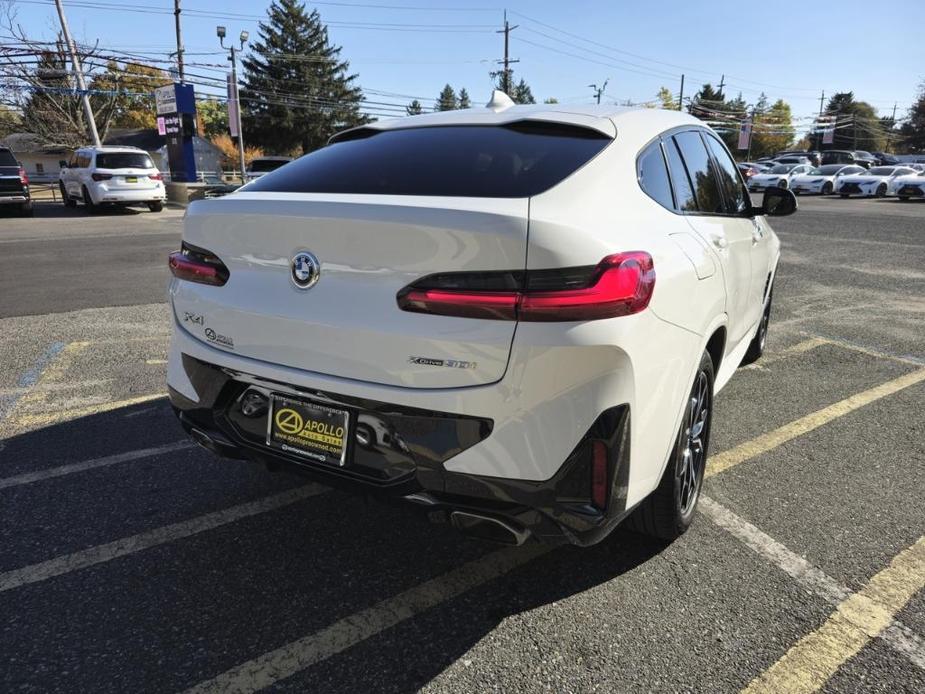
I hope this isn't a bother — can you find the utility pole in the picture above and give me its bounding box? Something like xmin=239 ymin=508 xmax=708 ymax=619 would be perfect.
xmin=173 ymin=0 xmax=184 ymax=82
xmin=717 ymin=74 xmax=726 ymax=99
xmin=218 ymin=26 xmax=248 ymax=182
xmin=495 ymin=10 xmax=519 ymax=94
xmin=678 ymin=74 xmax=684 ymax=111
xmin=815 ymin=90 xmax=825 ymax=150
xmin=589 ymin=79 xmax=608 ymax=105
xmin=886 ymin=102 xmax=897 ymax=151
xmin=53 ymin=0 xmax=100 ymax=146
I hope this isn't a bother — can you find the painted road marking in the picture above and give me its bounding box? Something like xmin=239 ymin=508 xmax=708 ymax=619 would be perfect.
xmin=801 ymin=332 xmax=924 ymax=368
xmin=0 ymin=441 xmax=194 ymax=491
xmin=0 ymin=484 xmax=326 ymax=593
xmin=11 ymin=392 xmax=168 ymax=428
xmin=700 ymin=497 xmax=925 ymax=672
xmin=183 ymin=544 xmax=550 ymax=694
xmin=0 ymin=340 xmax=91 ymax=431
xmin=0 ymin=341 xmax=66 ymax=422
xmin=742 ymin=336 xmax=828 ymax=370
xmin=742 ymin=535 xmax=925 ymax=693
xmin=707 ymin=367 xmax=925 ymax=478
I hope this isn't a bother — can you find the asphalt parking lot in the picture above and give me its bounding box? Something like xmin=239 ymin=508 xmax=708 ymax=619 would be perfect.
xmin=1 ymin=196 xmax=923 ymax=693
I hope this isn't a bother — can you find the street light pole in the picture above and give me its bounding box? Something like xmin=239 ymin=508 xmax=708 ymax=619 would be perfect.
xmin=218 ymin=26 xmax=248 ymax=182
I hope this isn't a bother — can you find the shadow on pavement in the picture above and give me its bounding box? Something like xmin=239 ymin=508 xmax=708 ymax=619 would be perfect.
xmin=0 ymin=401 xmax=668 ymax=692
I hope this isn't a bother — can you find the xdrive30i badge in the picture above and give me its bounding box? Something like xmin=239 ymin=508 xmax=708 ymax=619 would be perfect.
xmin=291 ymin=251 xmax=321 ymax=289
xmin=408 ymin=356 xmax=477 ymax=370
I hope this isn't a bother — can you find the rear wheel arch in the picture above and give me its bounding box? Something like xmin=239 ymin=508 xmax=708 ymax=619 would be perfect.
xmin=705 ymin=327 xmax=726 ymax=374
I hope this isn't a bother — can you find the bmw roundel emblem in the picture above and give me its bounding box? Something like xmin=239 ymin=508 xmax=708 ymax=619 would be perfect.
xmin=290 ymin=251 xmax=321 ymax=289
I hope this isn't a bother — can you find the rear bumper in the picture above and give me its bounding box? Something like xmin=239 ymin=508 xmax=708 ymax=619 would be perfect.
xmin=0 ymin=193 xmax=29 ymax=204
xmin=92 ymin=184 xmax=166 ymax=203
xmin=170 ymin=354 xmax=633 ymax=546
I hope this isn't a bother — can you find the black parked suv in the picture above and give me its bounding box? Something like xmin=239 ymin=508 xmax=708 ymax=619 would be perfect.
xmin=0 ymin=147 xmax=33 ymax=216
xmin=820 ymin=150 xmax=876 ymax=169
xmin=0 ymin=147 xmax=32 ymax=217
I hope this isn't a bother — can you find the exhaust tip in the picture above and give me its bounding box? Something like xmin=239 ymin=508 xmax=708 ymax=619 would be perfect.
xmin=450 ymin=511 xmax=530 ymax=546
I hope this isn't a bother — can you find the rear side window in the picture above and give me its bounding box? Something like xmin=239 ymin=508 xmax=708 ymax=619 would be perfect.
xmin=0 ymin=149 xmax=17 ymax=166
xmin=703 ymin=133 xmax=749 ymax=214
xmin=637 ymin=141 xmax=674 ymax=210
xmin=249 ymin=159 xmax=289 ymax=173
xmin=95 ymin=153 xmax=154 ymax=169
xmin=673 ymin=131 xmax=724 ymax=214
xmin=664 ymin=138 xmax=697 ymax=212
xmin=246 ymin=124 xmax=611 ymax=198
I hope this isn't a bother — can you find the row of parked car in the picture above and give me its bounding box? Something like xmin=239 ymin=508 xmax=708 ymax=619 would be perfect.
xmin=738 ymin=152 xmax=925 ymax=200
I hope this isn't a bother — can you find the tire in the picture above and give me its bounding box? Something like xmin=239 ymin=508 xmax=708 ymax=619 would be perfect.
xmin=626 ymin=351 xmax=714 ymax=541
xmin=19 ymin=201 xmax=34 ymax=217
xmin=60 ymin=183 xmax=76 ymax=208
xmin=82 ymin=186 xmax=97 ymax=213
xmin=822 ymin=182 xmax=833 ymax=195
xmin=741 ymin=292 xmax=772 ymax=366
xmin=898 ymin=196 xmax=909 ymax=202
xmin=840 ymin=193 xmax=850 ymax=199
xmin=876 ymin=183 xmax=887 ymax=198
xmin=777 ymin=179 xmax=789 ymax=189
xmin=148 ymin=201 xmax=164 ymax=212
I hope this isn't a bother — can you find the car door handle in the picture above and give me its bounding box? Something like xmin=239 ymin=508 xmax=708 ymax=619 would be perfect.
xmin=710 ymin=235 xmax=728 ymax=249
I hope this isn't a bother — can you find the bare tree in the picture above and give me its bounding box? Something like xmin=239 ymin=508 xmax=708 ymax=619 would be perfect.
xmin=0 ymin=2 xmax=118 ymax=145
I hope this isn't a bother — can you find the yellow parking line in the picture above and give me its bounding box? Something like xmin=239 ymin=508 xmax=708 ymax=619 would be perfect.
xmin=706 ymin=367 xmax=925 ymax=478
xmin=11 ymin=392 xmax=168 ymax=428
xmin=1 ymin=341 xmax=91 ymax=428
xmin=742 ymin=536 xmax=925 ymax=693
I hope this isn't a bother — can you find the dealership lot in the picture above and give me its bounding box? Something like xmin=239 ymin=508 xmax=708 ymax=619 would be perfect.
xmin=0 ymin=197 xmax=923 ymax=692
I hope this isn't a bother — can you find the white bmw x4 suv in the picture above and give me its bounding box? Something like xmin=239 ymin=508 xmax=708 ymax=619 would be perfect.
xmin=167 ymin=96 xmax=791 ymax=546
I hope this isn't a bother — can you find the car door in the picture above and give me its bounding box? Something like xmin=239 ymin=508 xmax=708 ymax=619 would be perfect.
xmin=664 ymin=130 xmax=757 ymax=346
xmin=702 ymin=133 xmax=772 ymax=320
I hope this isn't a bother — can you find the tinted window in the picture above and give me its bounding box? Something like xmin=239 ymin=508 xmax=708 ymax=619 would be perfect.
xmin=637 ymin=141 xmax=674 ymax=209
xmin=664 ymin=137 xmax=697 ymax=212
xmin=249 ymin=159 xmax=289 ymax=172
xmin=703 ymin=134 xmax=748 ymax=214
xmin=0 ymin=149 xmax=17 ymax=166
xmin=247 ymin=124 xmax=611 ymax=198
xmin=672 ymin=131 xmax=724 ymax=214
xmin=95 ymin=153 xmax=154 ymax=169
xmin=816 ymin=165 xmax=843 ymax=175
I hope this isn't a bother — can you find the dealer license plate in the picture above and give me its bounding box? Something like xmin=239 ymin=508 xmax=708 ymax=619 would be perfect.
xmin=266 ymin=394 xmax=350 ymax=466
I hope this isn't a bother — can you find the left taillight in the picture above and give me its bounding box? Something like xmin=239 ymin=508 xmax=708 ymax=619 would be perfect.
xmin=168 ymin=243 xmax=229 ymax=286
xmin=18 ymin=167 xmax=28 ymax=185
xmin=149 ymin=173 xmax=163 ymax=181
xmin=397 ymin=252 xmax=655 ymax=322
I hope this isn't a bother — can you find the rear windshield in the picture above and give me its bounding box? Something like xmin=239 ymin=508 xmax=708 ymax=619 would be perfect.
xmin=0 ymin=149 xmax=17 ymax=166
xmin=249 ymin=159 xmax=289 ymax=172
xmin=95 ymin=153 xmax=154 ymax=169
xmin=867 ymin=167 xmax=894 ymax=176
xmin=245 ymin=124 xmax=611 ymax=198
xmin=815 ymin=165 xmax=844 ymax=175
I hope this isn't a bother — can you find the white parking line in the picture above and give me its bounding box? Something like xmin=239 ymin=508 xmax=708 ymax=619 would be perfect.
xmin=0 ymin=484 xmax=326 ymax=593
xmin=0 ymin=441 xmax=194 ymax=491
xmin=699 ymin=496 xmax=925 ymax=672
xmin=183 ymin=544 xmax=549 ymax=694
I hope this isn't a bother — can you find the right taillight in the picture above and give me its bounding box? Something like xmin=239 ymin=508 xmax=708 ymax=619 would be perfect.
xmin=397 ymin=252 xmax=654 ymax=322
xmin=168 ymin=243 xmax=229 ymax=286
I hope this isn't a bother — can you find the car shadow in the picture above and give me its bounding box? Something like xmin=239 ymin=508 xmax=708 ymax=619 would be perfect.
xmin=1 ymin=401 xmax=669 ymax=692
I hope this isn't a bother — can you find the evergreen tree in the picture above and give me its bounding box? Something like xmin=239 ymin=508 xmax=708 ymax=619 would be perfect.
xmin=543 ymin=97 xmax=559 ymax=104
xmin=899 ymin=83 xmax=925 ymax=153
xmin=655 ymin=86 xmax=677 ymax=110
xmin=690 ymin=83 xmax=724 ymax=118
xmin=436 ymin=84 xmax=457 ymax=111
xmin=511 ymin=78 xmax=535 ymax=105
xmin=405 ymin=99 xmax=423 ymax=116
xmin=457 ymin=88 xmax=471 ymax=109
xmin=241 ymin=0 xmax=367 ymax=155
xmin=823 ymin=92 xmax=884 ymax=152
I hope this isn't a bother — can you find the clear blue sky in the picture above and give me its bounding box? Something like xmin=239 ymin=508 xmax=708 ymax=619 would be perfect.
xmin=10 ymin=0 xmax=925 ymax=123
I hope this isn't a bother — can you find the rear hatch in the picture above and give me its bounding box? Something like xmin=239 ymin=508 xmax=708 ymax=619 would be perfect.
xmin=174 ymin=194 xmax=528 ymax=388
xmin=171 ymin=121 xmax=612 ymax=389
xmin=94 ymin=151 xmax=160 ymax=191
xmin=0 ymin=149 xmax=24 ymax=196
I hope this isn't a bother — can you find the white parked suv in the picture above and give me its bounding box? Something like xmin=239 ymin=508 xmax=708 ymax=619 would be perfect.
xmin=59 ymin=146 xmax=166 ymax=212
xmin=167 ymin=95 xmax=791 ymax=546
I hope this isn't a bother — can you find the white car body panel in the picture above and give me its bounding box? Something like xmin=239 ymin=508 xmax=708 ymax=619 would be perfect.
xmin=168 ymin=103 xmax=781 ymax=515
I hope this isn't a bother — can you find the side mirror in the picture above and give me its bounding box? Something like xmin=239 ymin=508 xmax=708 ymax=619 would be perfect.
xmin=59 ymin=160 xmax=68 ymax=168
xmin=757 ymin=187 xmax=797 ymax=217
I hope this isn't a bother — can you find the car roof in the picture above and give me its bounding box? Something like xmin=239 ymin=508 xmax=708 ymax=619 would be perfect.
xmin=331 ymin=94 xmax=704 ymax=144
xmin=80 ymin=146 xmax=147 ymax=153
